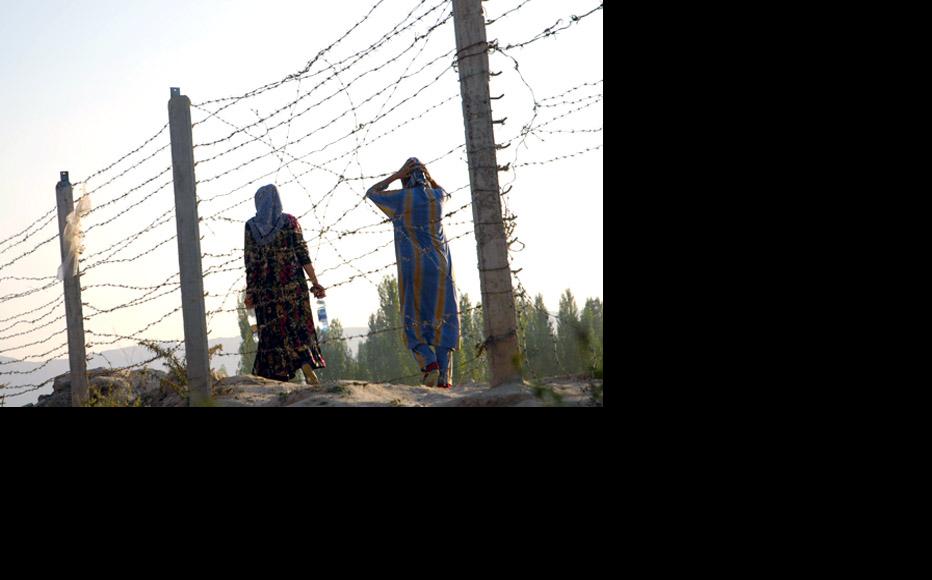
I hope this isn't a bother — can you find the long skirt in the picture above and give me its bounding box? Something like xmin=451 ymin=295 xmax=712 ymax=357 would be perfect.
xmin=252 ymin=280 xmax=326 ymax=382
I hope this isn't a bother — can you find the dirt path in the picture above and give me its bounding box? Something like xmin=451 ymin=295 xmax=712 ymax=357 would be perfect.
xmin=211 ymin=376 xmax=599 ymax=407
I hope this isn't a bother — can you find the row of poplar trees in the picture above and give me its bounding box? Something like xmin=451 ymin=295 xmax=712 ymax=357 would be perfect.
xmin=236 ymin=276 xmax=604 ymax=385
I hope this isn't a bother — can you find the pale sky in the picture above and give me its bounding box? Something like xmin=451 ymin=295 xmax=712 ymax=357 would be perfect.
xmin=0 ymin=0 xmax=603 ymax=369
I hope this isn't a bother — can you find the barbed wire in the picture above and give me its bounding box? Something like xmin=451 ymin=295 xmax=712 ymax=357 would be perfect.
xmin=192 ymin=5 xmax=453 ymax=154
xmin=189 ymin=2 xmax=453 ymax=193
xmin=501 ymin=2 xmax=603 ymax=50
xmin=0 ymin=325 xmax=68 ymax=357
xmin=514 ymin=144 xmax=603 ymax=167
xmin=497 ymin=74 xmax=603 ymax=194
xmin=192 ymin=83 xmax=458 ymax=220
xmin=196 ymin=139 xmax=468 ymax=241
xmin=0 ymin=299 xmax=64 ymax=337
xmin=538 ymin=92 xmax=603 ymax=109
xmin=0 ymin=274 xmax=57 ymax=283
xmin=85 ymin=228 xmax=177 ymax=271
xmin=193 ymin=47 xmax=457 ymax=189
xmin=0 ymin=375 xmax=59 ymax=398
xmin=84 ymin=282 xmax=180 ymax=317
xmin=539 ymin=79 xmax=603 ymax=103
xmin=0 ymin=295 xmax=63 ymax=325
xmin=0 ymin=340 xmax=70 ymax=372
xmin=192 ymin=0 xmax=425 ymax=113
xmin=534 ymin=126 xmax=603 ymax=135
xmin=0 ymin=279 xmax=59 ymax=303
xmin=74 ymin=123 xmax=170 ymax=188
xmin=486 ymin=0 xmax=536 ymax=26
xmin=84 ymin=304 xmax=183 ymax=349
xmin=79 ymin=147 xmax=171 ymax=214
xmin=0 ymin=232 xmax=60 ymax=273
xmin=81 ymin=170 xmax=173 ymax=232
xmin=82 ymin=206 xmax=175 ymax=266
xmin=0 ymin=210 xmax=57 ymax=258
xmin=0 ymin=207 xmax=56 ymax=252
xmin=0 ymin=312 xmax=66 ymax=343
xmin=1 ymin=0 xmax=603 ymax=404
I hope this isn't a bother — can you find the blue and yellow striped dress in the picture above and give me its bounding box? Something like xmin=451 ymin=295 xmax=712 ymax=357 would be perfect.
xmin=367 ymin=183 xmax=460 ymax=352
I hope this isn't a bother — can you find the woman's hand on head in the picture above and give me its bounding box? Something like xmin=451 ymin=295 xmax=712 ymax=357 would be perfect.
xmin=398 ymin=159 xmax=418 ymax=181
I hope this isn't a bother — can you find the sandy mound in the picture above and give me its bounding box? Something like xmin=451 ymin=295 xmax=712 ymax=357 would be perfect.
xmin=31 ymin=370 xmax=600 ymax=407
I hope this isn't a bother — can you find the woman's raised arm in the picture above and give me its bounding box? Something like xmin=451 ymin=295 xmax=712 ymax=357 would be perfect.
xmin=365 ymin=159 xmax=418 ymax=197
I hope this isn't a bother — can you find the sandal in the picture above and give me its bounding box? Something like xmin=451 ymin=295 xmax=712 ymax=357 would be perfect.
xmin=422 ymin=362 xmax=440 ymax=388
xmin=302 ymin=364 xmax=321 ymax=386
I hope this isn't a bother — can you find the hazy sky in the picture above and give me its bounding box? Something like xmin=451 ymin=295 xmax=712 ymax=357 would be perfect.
xmin=0 ymin=0 xmax=603 ymax=370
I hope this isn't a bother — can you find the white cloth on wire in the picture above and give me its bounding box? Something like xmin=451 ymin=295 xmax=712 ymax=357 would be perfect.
xmin=56 ymin=194 xmax=92 ymax=281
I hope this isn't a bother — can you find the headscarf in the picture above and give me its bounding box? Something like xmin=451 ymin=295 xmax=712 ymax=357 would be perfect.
xmin=402 ymin=157 xmax=428 ymax=189
xmin=247 ymin=184 xmax=288 ymax=246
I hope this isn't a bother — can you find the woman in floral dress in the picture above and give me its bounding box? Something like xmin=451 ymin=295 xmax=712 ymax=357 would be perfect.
xmin=244 ymin=184 xmax=327 ymax=383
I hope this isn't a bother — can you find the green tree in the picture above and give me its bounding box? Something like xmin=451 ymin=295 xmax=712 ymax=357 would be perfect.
xmin=351 ymin=281 xmax=599 ymax=386
xmin=237 ymin=290 xmax=258 ymax=376
xmin=318 ymin=319 xmax=357 ymax=382
xmin=523 ymin=294 xmax=560 ymax=378
xmin=557 ymin=289 xmax=584 ymax=375
xmin=356 ymin=340 xmax=370 ymax=381
xmin=579 ymin=298 xmax=604 ymax=376
xmin=476 ymin=305 xmax=492 ymax=382
xmin=515 ymin=293 xmax=529 ymax=372
xmin=357 ymin=276 xmax=419 ymax=384
xmin=453 ymin=294 xmax=486 ymax=384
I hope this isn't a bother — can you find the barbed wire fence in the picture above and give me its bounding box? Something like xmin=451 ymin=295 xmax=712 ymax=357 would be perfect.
xmin=0 ymin=0 xmax=603 ymax=405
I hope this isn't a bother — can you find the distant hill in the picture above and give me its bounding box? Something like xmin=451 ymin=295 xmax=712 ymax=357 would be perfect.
xmin=1 ymin=356 xmax=71 ymax=407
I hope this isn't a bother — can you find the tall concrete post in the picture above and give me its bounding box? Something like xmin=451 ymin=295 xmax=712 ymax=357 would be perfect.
xmin=452 ymin=0 xmax=522 ymax=386
xmin=168 ymin=87 xmax=211 ymax=406
xmin=55 ymin=171 xmax=89 ymax=407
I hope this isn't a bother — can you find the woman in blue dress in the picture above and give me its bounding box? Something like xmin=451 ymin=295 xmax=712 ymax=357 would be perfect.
xmin=366 ymin=159 xmax=460 ymax=389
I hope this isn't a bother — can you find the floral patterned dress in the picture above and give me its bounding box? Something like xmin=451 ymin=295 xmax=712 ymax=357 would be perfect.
xmin=244 ymin=214 xmax=326 ymax=381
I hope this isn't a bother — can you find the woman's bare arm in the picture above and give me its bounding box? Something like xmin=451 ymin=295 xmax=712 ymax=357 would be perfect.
xmin=304 ymin=263 xmax=326 ymax=298
xmin=365 ymin=159 xmax=419 ymax=196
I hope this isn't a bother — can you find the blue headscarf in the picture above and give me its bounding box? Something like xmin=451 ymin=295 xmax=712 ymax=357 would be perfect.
xmin=402 ymin=157 xmax=428 ymax=189
xmin=247 ymin=184 xmax=288 ymax=246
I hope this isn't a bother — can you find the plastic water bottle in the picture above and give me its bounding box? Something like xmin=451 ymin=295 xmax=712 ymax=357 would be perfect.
xmin=247 ymin=308 xmax=260 ymax=342
xmin=317 ymin=299 xmax=329 ymax=333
